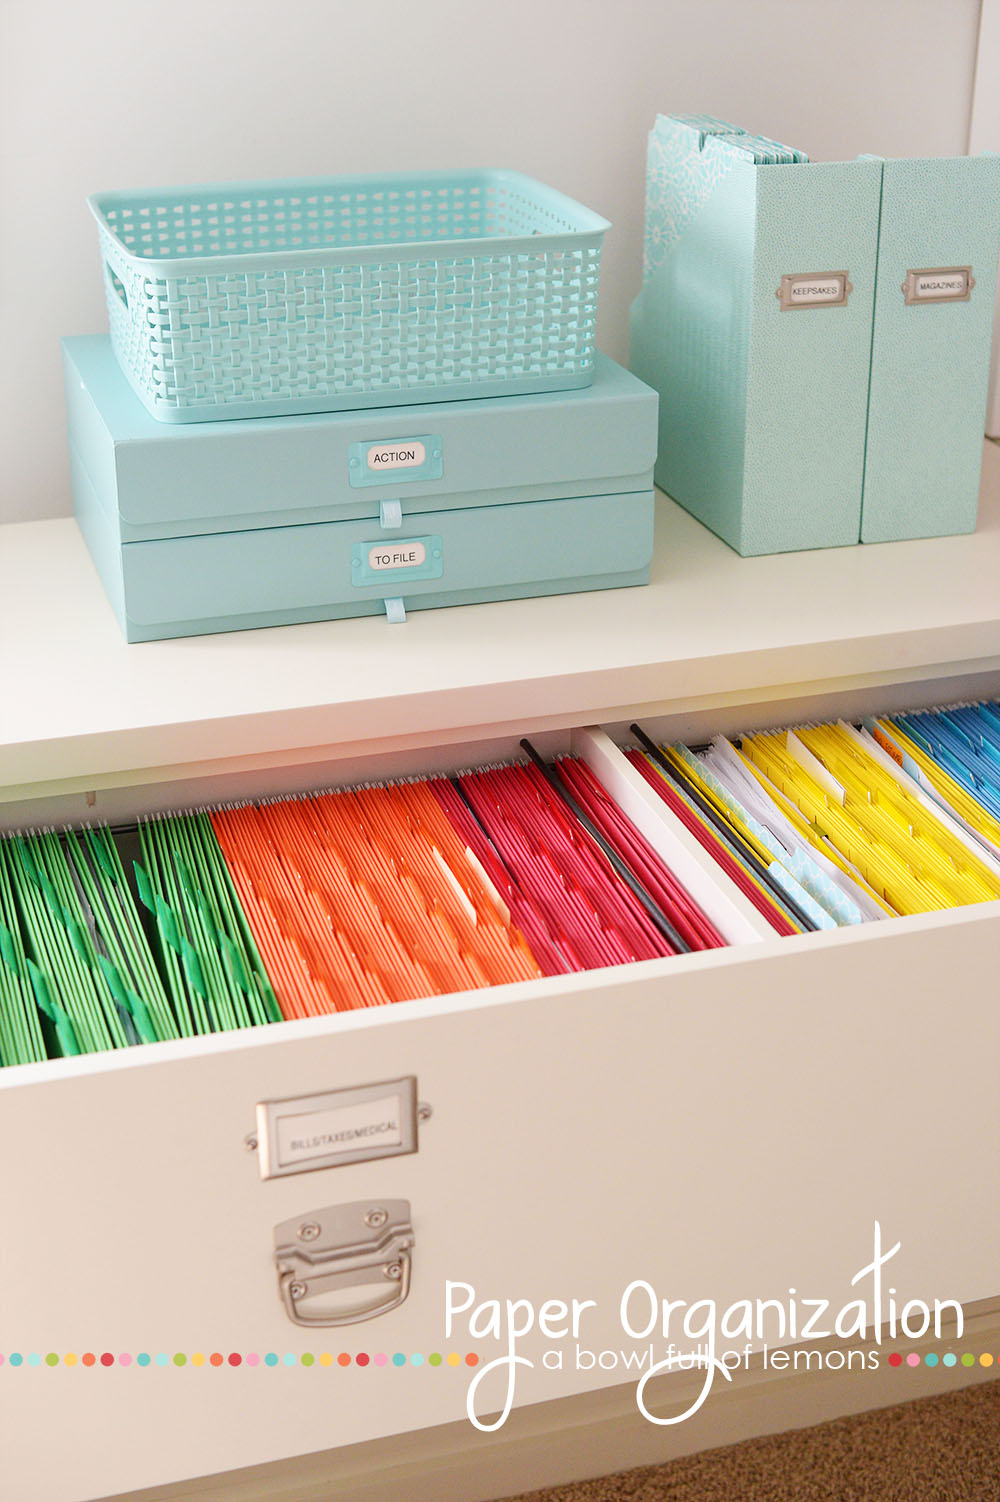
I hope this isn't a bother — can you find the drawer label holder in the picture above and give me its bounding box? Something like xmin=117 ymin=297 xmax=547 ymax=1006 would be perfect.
xmin=274 ymin=1199 xmax=414 ymax=1327
xmin=351 ymin=534 xmax=443 ymax=587
xmin=348 ymin=434 xmax=444 ymax=488
xmin=255 ymin=1076 xmax=427 ymax=1179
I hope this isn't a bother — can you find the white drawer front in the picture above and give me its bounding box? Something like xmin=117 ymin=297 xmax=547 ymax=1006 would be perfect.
xmin=0 ymin=901 xmax=996 ymax=1500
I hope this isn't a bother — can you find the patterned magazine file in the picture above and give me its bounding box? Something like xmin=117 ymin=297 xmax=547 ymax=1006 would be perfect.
xmin=860 ymin=153 xmax=1000 ymax=543
xmin=630 ymin=115 xmax=882 ymax=556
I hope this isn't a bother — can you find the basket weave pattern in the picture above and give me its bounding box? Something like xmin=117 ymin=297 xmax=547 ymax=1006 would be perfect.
xmin=94 ymin=176 xmax=606 ymax=418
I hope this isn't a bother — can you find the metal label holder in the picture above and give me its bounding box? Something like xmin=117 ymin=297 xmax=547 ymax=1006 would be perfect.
xmin=776 ymin=270 xmax=852 ymax=310
xmin=901 ymin=266 xmax=975 ymax=305
xmin=256 ymin=1076 xmax=424 ymax=1179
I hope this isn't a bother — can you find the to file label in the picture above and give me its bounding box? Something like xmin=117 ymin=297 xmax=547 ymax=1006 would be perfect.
xmin=368 ymin=541 xmax=426 ymax=571
xmin=351 ymin=533 xmax=443 ymax=586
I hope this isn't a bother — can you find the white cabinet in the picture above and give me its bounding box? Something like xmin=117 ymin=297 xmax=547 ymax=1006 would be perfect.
xmin=1 ymin=450 xmax=999 ymax=1501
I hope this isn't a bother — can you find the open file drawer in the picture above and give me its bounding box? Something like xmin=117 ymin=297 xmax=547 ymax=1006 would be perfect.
xmin=0 ymin=724 xmax=997 ymax=1502
xmin=1 ymin=455 xmax=999 ymax=1500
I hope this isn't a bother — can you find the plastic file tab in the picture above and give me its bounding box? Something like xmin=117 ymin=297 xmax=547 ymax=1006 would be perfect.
xmin=882 ymin=707 xmax=1000 ymax=842
xmin=626 ymin=708 xmax=1000 ymax=930
xmin=0 ymin=746 xmax=725 ymax=1068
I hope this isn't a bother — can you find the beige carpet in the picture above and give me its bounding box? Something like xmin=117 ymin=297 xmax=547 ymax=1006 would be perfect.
xmin=501 ymin=1380 xmax=1000 ymax=1501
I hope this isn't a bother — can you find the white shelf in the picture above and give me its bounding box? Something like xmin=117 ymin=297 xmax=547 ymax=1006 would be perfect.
xmin=3 ymin=442 xmax=1000 ymax=795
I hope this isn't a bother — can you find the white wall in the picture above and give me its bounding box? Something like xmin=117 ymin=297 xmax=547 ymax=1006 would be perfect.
xmin=0 ymin=0 xmax=983 ymax=524
xmin=970 ymin=0 xmax=1000 ymax=435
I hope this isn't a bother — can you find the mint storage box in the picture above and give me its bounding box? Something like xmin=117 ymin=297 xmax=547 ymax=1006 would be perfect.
xmin=63 ymin=338 xmax=656 ymax=643
xmin=88 ymin=171 xmax=609 ymax=424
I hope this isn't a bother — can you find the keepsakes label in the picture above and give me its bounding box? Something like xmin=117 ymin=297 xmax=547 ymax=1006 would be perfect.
xmin=368 ymin=541 xmax=427 ymax=571
xmin=367 ymin=440 xmax=427 ymax=471
xmin=789 ymin=277 xmax=842 ymax=304
xmin=256 ymin=1077 xmax=419 ymax=1178
xmin=777 ymin=271 xmax=852 ymax=310
xmin=902 ymin=267 xmax=974 ymax=305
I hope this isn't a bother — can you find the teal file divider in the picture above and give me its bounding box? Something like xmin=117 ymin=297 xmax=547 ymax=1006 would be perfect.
xmin=630 ymin=116 xmax=882 ymax=556
xmin=860 ymin=154 xmax=1000 ymax=543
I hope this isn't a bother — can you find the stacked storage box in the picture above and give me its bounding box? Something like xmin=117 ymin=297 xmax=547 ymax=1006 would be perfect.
xmin=68 ymin=170 xmax=658 ymax=640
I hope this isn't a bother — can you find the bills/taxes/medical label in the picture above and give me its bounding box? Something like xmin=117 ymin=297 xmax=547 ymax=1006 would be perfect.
xmin=256 ymin=1077 xmax=419 ymax=1177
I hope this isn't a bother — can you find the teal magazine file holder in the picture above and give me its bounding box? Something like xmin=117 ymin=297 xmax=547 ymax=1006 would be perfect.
xmin=630 ymin=115 xmax=882 ymax=556
xmin=630 ymin=115 xmax=1000 ymax=555
xmin=860 ymin=153 xmax=1000 ymax=543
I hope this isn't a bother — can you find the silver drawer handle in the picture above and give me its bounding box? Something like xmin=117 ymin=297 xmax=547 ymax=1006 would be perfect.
xmin=274 ymin=1199 xmax=414 ymax=1328
xmin=279 ymin=1250 xmax=412 ymax=1328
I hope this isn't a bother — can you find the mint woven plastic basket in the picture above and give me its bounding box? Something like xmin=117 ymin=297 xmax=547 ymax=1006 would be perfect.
xmin=88 ymin=170 xmax=610 ymax=424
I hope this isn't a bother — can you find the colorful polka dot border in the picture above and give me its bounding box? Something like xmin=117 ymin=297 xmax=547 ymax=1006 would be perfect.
xmin=0 ymin=1349 xmax=994 ymax=1371
xmin=0 ymin=1351 xmax=481 ymax=1368
xmin=888 ymin=1352 xmax=994 ymax=1369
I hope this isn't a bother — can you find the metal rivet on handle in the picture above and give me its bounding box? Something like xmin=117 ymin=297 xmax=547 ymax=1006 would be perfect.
xmin=364 ymin=1207 xmax=388 ymax=1229
xmin=384 ymin=1263 xmax=402 ymax=1280
xmin=298 ymin=1222 xmax=321 ymax=1242
xmin=290 ymin=1282 xmax=307 ymax=1299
